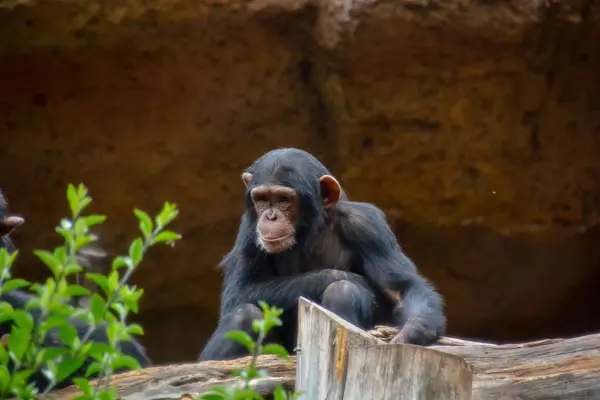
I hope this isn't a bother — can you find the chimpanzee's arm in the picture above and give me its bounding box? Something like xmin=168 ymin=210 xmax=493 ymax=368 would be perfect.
xmin=218 ymin=254 xmax=367 ymax=316
xmin=339 ymin=202 xmax=446 ymax=344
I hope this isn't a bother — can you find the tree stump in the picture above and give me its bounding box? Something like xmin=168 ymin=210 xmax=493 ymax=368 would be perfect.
xmin=295 ymin=297 xmax=473 ymax=400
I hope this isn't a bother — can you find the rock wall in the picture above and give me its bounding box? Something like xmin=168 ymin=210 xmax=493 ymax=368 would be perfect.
xmin=0 ymin=0 xmax=599 ymax=363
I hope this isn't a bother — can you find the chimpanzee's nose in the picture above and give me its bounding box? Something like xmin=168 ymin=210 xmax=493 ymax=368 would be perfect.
xmin=266 ymin=209 xmax=277 ymax=221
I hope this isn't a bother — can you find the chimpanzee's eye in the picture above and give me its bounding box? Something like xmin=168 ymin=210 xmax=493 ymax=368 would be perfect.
xmin=277 ymin=195 xmax=290 ymax=204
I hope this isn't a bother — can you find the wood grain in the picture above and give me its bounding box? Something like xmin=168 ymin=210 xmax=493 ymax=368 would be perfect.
xmin=344 ymin=344 xmax=472 ymax=399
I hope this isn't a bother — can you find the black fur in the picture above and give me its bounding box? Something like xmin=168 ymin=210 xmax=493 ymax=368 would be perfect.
xmin=0 ymin=190 xmax=151 ymax=392
xmin=199 ymin=148 xmax=446 ymax=361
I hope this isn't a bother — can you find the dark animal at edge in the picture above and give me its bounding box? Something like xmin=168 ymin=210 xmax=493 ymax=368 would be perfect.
xmin=200 ymin=148 xmax=446 ymax=361
xmin=0 ymin=190 xmax=151 ymax=392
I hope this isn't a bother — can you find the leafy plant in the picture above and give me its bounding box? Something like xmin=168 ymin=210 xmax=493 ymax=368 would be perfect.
xmin=0 ymin=183 xmax=181 ymax=399
xmin=197 ymin=301 xmax=303 ymax=400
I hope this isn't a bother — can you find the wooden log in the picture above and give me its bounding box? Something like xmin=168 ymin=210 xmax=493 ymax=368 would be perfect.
xmin=295 ymin=298 xmax=473 ymax=399
xmin=50 ymin=326 xmax=600 ymax=399
xmin=48 ymin=356 xmax=296 ymax=399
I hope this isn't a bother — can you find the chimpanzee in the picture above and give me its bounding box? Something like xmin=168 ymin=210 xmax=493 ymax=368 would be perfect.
xmin=0 ymin=190 xmax=151 ymax=392
xmin=199 ymin=148 xmax=445 ymax=361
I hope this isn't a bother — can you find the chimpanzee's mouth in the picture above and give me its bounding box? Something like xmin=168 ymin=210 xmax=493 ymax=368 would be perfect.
xmin=261 ymin=234 xmax=293 ymax=244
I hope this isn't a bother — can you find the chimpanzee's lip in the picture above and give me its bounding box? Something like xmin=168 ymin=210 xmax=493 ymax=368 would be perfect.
xmin=261 ymin=234 xmax=292 ymax=244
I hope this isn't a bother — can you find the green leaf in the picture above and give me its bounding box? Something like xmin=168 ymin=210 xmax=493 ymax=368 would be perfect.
xmin=104 ymin=311 xmax=117 ymax=324
xmin=111 ymin=256 xmax=128 ymax=271
xmin=122 ymin=288 xmax=142 ymax=313
xmin=122 ymin=256 xmax=134 ymax=269
xmin=73 ymin=377 xmax=93 ymax=396
xmin=11 ymin=369 xmax=34 ymax=388
xmin=262 ymin=343 xmax=289 ymax=359
xmin=106 ymin=322 xmax=119 ymax=344
xmin=273 ymin=386 xmax=286 ymax=400
xmin=7 ymin=326 xmax=30 ymax=360
xmin=34 ymin=250 xmax=62 ymax=277
xmin=12 ymin=310 xmax=34 ymax=333
xmin=41 ymin=314 xmax=68 ymax=333
xmin=67 ymin=184 xmax=79 ymax=216
xmin=0 ymin=249 xmax=8 ymax=270
xmin=264 ymin=316 xmax=283 ymax=332
xmin=56 ymin=228 xmax=75 ymax=246
xmin=258 ymin=300 xmax=269 ymax=313
xmin=99 ymin=388 xmax=118 ymax=400
xmin=128 ymin=238 xmax=144 ymax=266
xmin=111 ymin=303 xmax=127 ymax=321
xmin=54 ymin=246 xmax=69 ymax=265
xmin=74 ymin=236 xmax=95 ymax=252
xmin=133 ymin=209 xmax=153 ymax=238
xmin=37 ymin=346 xmax=70 ymax=363
xmin=78 ymin=198 xmax=92 ymax=215
xmin=87 ymin=273 xmax=109 ymax=295
xmin=111 ymin=355 xmax=141 ymax=371
xmin=1 ymin=278 xmax=30 ymax=293
xmin=223 ymin=330 xmax=255 ymax=352
xmin=234 ymin=388 xmax=263 ymax=400
xmin=82 ymin=214 xmax=107 ymax=227
xmin=0 ymin=341 xmax=7 ymax=365
xmin=85 ymin=361 xmax=104 ymax=378
xmin=58 ymin=323 xmax=78 ymax=347
xmin=56 ymin=357 xmax=85 ymax=382
xmin=107 ymin=270 xmax=120 ymax=293
xmin=74 ymin=218 xmax=88 ymax=239
xmin=89 ymin=293 xmax=106 ymax=323
xmin=88 ymin=342 xmax=115 ymax=361
xmin=152 ymin=231 xmax=182 ymax=245
xmin=64 ymin=263 xmax=84 ymax=276
xmin=0 ymin=365 xmax=10 ymax=391
xmin=127 ymin=323 xmax=144 ymax=336
xmin=155 ymin=202 xmax=178 ymax=227
xmin=198 ymin=395 xmax=226 ymax=400
xmin=290 ymin=390 xmax=304 ymax=400
xmin=65 ymin=284 xmax=90 ymax=297
xmin=252 ymin=320 xmax=265 ymax=334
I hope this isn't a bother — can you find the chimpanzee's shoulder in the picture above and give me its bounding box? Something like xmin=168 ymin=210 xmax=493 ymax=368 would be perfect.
xmin=335 ymin=200 xmax=387 ymax=221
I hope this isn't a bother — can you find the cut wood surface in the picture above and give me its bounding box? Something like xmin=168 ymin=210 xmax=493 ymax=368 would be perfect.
xmin=51 ymin=328 xmax=600 ymax=399
xmin=295 ymin=297 xmax=382 ymax=399
xmin=296 ymin=298 xmax=473 ymax=399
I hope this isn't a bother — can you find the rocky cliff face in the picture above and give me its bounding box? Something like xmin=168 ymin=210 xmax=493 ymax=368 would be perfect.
xmin=1 ymin=0 xmax=599 ymax=363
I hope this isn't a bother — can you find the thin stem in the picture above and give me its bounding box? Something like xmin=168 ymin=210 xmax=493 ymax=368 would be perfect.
xmin=245 ymin=329 xmax=266 ymax=390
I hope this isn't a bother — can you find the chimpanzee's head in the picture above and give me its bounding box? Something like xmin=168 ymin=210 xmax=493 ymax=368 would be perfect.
xmin=241 ymin=148 xmax=343 ymax=254
xmin=0 ymin=190 xmax=24 ymax=252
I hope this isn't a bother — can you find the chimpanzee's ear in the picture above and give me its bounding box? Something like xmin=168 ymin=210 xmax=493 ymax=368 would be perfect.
xmin=0 ymin=216 xmax=24 ymax=237
xmin=319 ymin=175 xmax=341 ymax=208
xmin=241 ymin=172 xmax=252 ymax=187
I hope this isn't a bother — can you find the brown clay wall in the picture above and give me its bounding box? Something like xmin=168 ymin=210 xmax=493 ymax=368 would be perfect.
xmin=0 ymin=0 xmax=599 ymax=363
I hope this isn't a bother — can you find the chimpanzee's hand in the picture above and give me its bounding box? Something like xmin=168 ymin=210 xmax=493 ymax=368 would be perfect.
xmin=390 ymin=317 xmax=439 ymax=346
